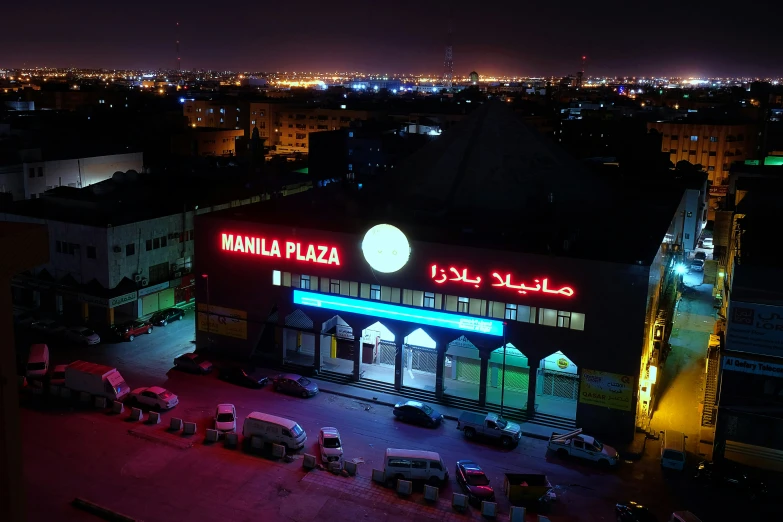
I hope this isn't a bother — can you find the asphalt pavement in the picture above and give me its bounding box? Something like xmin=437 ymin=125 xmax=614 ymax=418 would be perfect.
xmin=16 ymin=310 xmax=779 ymax=522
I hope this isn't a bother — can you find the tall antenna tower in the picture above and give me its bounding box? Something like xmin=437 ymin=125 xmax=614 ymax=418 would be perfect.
xmin=443 ymin=16 xmax=454 ymax=90
xmin=176 ymin=22 xmax=181 ymax=71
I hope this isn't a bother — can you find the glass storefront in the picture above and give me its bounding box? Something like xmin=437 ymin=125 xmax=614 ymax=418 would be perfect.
xmin=485 ymin=344 xmax=529 ymax=410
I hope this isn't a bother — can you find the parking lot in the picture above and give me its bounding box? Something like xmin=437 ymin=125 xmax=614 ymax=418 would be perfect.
xmin=16 ymin=312 xmax=779 ymax=522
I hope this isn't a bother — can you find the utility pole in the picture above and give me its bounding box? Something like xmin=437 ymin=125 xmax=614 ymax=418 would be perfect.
xmin=176 ymin=22 xmax=181 ymax=72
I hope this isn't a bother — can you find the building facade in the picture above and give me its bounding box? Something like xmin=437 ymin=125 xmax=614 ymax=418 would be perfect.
xmin=646 ymin=121 xmax=758 ymax=187
xmin=194 ymin=202 xmax=683 ymax=441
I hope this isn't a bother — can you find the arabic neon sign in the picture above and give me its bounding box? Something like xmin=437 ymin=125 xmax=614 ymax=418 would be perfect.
xmin=220 ymin=233 xmax=341 ymax=266
xmin=293 ymin=290 xmax=504 ymax=336
xmin=430 ymin=264 xmax=575 ymax=297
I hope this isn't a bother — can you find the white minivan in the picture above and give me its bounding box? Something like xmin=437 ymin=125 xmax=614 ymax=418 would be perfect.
xmin=660 ymin=430 xmax=687 ymax=471
xmin=242 ymin=412 xmax=307 ymax=450
xmin=26 ymin=344 xmax=50 ymax=380
xmin=384 ymin=448 xmax=449 ymax=488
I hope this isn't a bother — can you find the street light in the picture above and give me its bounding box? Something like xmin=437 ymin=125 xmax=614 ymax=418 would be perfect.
xmin=201 ymin=274 xmax=211 ymax=340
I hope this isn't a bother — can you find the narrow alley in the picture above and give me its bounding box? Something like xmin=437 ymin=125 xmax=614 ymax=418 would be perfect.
xmin=652 ymin=268 xmax=717 ymax=454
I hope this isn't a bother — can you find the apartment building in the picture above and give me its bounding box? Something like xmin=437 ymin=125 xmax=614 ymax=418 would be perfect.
xmin=647 ymin=121 xmax=758 ymax=186
xmin=171 ymin=128 xmax=244 ymax=157
xmin=183 ymin=100 xmax=245 ymax=130
xmin=274 ymin=107 xmax=374 ymax=154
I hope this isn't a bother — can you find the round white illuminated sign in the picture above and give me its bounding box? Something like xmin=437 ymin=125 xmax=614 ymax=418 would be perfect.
xmin=362 ymin=224 xmax=411 ymax=273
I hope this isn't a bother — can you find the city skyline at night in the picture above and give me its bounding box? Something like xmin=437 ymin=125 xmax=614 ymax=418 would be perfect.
xmin=1 ymin=1 xmax=780 ymax=77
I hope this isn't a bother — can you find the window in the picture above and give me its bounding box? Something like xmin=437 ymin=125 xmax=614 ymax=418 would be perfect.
xmin=126 ymin=243 xmax=135 ymax=256
xmin=330 ymin=279 xmax=340 ymax=293
xmin=251 ymin=120 xmax=256 ymax=125
xmin=146 ymin=239 xmax=153 ymax=251
xmin=710 ymin=136 xmax=718 ymax=142
xmin=86 ymin=246 xmax=96 ymax=259
xmin=671 ymin=135 xmax=679 ymax=140
xmin=570 ymin=312 xmax=586 ymax=330
xmin=690 ymin=136 xmax=698 ymax=141
xmin=689 ymin=150 xmax=696 ymax=155
xmin=505 ymin=303 xmax=518 ymax=321
xmin=708 ymin=151 xmax=716 ymax=156
xmin=153 ymin=238 xmax=160 ymax=249
xmin=55 ymin=240 xmax=62 ymax=253
xmin=457 ymin=296 xmax=469 ymax=313
xmin=348 ymin=131 xmax=354 ymax=138
xmin=66 ymin=243 xmax=79 ymax=255
xmin=160 ymin=236 xmax=167 ymax=248
xmin=28 ymin=168 xmax=35 ymax=178
xmin=539 ymin=308 xmax=557 ymax=326
xmin=423 ymin=292 xmax=435 ymax=308
xmin=669 ymin=149 xmax=676 ymax=154
xmin=687 ymin=211 xmax=693 ymax=217
xmin=557 ymin=311 xmax=571 ymax=328
xmin=272 ymin=270 xmax=281 ymax=286
xmin=37 ymin=167 xmax=43 ymax=177
xmin=370 ymin=284 xmax=381 ymax=300
xmin=708 ymin=166 xmax=715 ymax=171
xmin=737 ymin=134 xmax=744 ymax=140
xmin=300 ymin=275 xmax=310 ymax=290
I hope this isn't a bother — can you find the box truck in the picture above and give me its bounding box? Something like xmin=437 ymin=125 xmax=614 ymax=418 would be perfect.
xmin=64 ymin=360 xmax=130 ymax=401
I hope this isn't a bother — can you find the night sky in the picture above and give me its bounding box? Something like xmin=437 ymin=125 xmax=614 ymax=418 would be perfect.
xmin=2 ymin=1 xmax=780 ymax=77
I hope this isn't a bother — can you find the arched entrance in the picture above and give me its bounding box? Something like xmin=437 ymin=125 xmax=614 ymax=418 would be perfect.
xmin=283 ymin=309 xmax=315 ymax=365
xmin=402 ymin=328 xmax=437 ymax=391
xmin=360 ymin=321 xmax=396 ymax=384
xmin=485 ymin=344 xmax=529 ymax=410
xmin=444 ymin=336 xmax=481 ymax=400
xmin=320 ymin=315 xmax=354 ymax=375
xmin=536 ymin=351 xmax=578 ymax=420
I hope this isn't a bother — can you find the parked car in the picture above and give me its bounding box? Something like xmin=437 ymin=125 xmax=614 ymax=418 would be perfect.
xmin=218 ymin=366 xmax=269 ymax=388
xmin=690 ymin=258 xmax=705 ymax=272
xmin=129 ymin=386 xmax=179 ymax=410
xmin=271 ymin=373 xmax=319 ymax=397
xmin=173 ymin=352 xmax=213 ymax=374
xmin=693 ymin=460 xmax=767 ymax=500
xmin=457 ymin=412 xmax=521 ymax=447
xmin=318 ymin=427 xmax=344 ymax=465
xmin=548 ymin=428 xmax=619 ymax=467
xmin=616 ymin=501 xmax=658 ymax=522
xmin=117 ymin=320 xmax=153 ymax=341
xmin=150 ymin=308 xmax=185 ymax=326
xmin=214 ymin=403 xmax=237 ymax=433
xmin=65 ymin=326 xmax=101 ymax=345
xmin=455 ymin=460 xmax=495 ymax=506
xmin=392 ymin=400 xmax=443 ymax=428
xmin=693 ymin=251 xmax=707 ymax=262
xmin=14 ymin=309 xmax=41 ymax=327
xmin=49 ymin=364 xmax=68 ymax=386
xmin=30 ymin=319 xmax=67 ymax=337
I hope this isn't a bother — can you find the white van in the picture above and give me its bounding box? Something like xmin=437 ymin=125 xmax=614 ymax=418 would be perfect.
xmin=26 ymin=344 xmax=50 ymax=380
xmin=384 ymin=448 xmax=449 ymax=487
xmin=660 ymin=430 xmax=687 ymax=471
xmin=242 ymin=412 xmax=307 ymax=450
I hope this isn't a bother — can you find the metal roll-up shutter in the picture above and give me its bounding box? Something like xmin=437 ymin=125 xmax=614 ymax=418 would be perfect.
xmin=409 ymin=346 xmax=437 ymax=374
xmin=542 ymin=371 xmax=579 ymax=400
xmin=456 ymin=358 xmax=481 ymax=384
xmin=158 ymin=288 xmax=175 ymax=309
xmin=141 ymin=294 xmax=159 ymax=316
xmin=379 ymin=341 xmax=396 ymax=367
xmin=504 ymin=367 xmax=529 ymax=391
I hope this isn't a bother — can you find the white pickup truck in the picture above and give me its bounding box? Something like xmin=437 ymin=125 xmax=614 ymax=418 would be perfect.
xmin=548 ymin=428 xmax=619 ymax=467
xmin=457 ymin=412 xmax=522 ymax=448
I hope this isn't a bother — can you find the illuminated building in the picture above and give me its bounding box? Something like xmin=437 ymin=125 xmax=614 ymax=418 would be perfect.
xmin=646 ymin=121 xmax=759 ymax=188
xmin=194 ymin=102 xmax=689 ymax=441
xmin=171 ymin=128 xmax=244 ymax=157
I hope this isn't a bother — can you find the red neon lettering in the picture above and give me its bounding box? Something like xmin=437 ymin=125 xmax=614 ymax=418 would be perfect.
xmin=221 ymin=233 xmax=340 ymax=266
xmin=431 ymin=263 xmax=574 ymax=297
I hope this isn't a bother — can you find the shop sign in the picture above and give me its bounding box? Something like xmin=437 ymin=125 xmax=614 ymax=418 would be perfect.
xmin=220 ymin=232 xmax=340 ymax=266
xmin=579 ymin=369 xmax=634 ymax=411
xmin=138 ymin=281 xmax=170 ymax=297
xmin=197 ymin=303 xmax=248 ymax=340
xmin=335 ymin=324 xmax=354 ymax=340
xmin=78 ymin=294 xmax=109 ymax=307
xmin=723 ymin=356 xmax=783 ymax=379
xmin=430 ymin=264 xmax=575 ymax=298
xmin=108 ymin=292 xmax=138 ymax=308
xmin=709 ymin=185 xmax=728 ymax=196
xmin=726 ymin=301 xmax=783 ymax=357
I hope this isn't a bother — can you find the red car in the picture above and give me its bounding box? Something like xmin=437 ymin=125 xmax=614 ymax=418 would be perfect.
xmin=117 ymin=320 xmax=153 ymax=341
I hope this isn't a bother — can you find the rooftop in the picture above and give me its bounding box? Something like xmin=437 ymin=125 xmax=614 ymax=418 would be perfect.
xmin=206 ymin=101 xmax=684 ymax=265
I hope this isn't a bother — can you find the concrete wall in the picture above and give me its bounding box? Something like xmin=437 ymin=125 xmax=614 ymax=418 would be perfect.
xmin=0 ymin=164 xmax=24 ymax=201
xmin=22 ymin=152 xmax=144 ymax=199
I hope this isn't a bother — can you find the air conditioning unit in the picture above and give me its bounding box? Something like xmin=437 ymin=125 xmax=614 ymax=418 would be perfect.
xmin=141 ymin=278 xmax=149 ymax=287
xmin=134 ymin=274 xmax=142 ymax=282
xmin=112 ymin=245 xmax=122 ymax=253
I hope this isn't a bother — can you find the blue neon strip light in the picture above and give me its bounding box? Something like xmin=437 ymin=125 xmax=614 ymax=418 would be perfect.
xmin=293 ymin=290 xmax=503 ymax=337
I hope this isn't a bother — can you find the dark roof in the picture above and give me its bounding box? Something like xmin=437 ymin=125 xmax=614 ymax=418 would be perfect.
xmin=0 ymin=169 xmax=306 ymax=227
xmin=203 ymin=102 xmax=683 ymax=265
